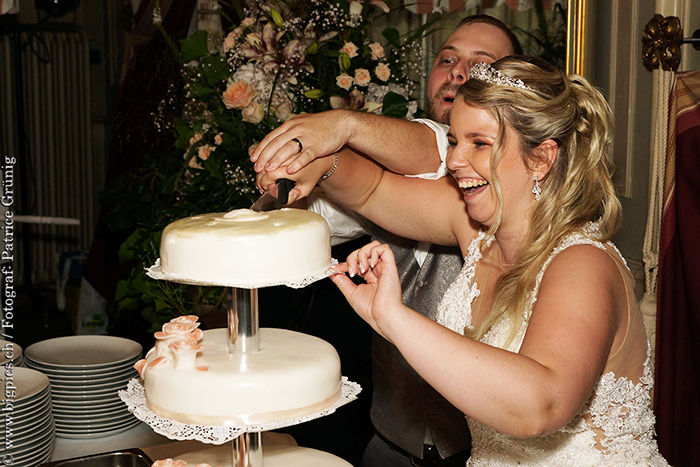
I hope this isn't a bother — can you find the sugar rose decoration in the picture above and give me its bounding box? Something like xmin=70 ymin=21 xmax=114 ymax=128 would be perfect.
xmin=134 ymin=315 xmax=205 ymax=376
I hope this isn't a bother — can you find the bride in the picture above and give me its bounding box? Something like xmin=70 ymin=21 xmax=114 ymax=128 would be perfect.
xmin=254 ymin=56 xmax=670 ymax=466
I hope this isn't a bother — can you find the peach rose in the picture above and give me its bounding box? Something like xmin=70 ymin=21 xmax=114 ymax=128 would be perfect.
xmin=240 ymin=17 xmax=256 ymax=28
xmin=242 ymin=102 xmax=265 ymax=124
xmin=354 ymin=68 xmax=371 ymax=86
xmin=214 ymin=133 xmax=223 ymax=145
xmin=198 ymin=144 xmax=214 ymax=161
xmin=223 ymin=80 xmax=256 ymax=109
xmin=339 ymin=42 xmax=359 ymax=58
xmin=223 ymin=30 xmax=240 ymax=52
xmin=275 ymin=101 xmax=293 ymax=121
xmin=189 ymin=133 xmax=202 ymax=146
xmin=187 ymin=156 xmax=202 ymax=170
xmin=336 ymin=73 xmax=354 ymax=91
xmin=369 ymin=42 xmax=385 ymax=60
xmin=375 ymin=62 xmax=391 ymax=82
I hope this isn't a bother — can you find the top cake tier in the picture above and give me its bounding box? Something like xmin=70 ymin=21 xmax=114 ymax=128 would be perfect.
xmin=152 ymin=208 xmax=332 ymax=288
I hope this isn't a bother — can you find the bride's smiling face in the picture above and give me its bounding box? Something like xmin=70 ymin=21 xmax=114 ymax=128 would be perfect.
xmin=446 ymin=100 xmax=536 ymax=229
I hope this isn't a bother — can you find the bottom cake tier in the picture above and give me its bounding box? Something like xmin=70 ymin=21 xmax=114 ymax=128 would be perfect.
xmin=142 ymin=328 xmax=342 ymax=426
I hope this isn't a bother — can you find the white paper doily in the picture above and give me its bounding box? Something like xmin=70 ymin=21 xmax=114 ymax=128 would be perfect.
xmin=145 ymin=258 xmax=339 ymax=289
xmin=119 ymin=377 xmax=361 ymax=444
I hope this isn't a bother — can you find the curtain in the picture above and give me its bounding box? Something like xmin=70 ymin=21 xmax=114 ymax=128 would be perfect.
xmin=655 ymin=70 xmax=700 ymax=467
xmin=82 ymin=0 xmax=197 ymax=307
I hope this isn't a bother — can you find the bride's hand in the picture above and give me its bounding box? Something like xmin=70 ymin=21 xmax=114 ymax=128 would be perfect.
xmin=255 ymin=157 xmax=334 ymax=202
xmin=331 ymin=241 xmax=405 ymax=342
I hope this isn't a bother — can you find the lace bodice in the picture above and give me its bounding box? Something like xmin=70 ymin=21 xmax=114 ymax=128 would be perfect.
xmin=436 ymin=228 xmax=670 ymax=466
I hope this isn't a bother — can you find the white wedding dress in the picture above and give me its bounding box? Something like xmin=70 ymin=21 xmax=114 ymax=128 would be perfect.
xmin=436 ymin=227 xmax=670 ymax=466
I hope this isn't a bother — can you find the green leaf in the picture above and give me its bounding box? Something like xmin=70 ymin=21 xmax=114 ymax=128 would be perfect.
xmin=381 ymin=92 xmax=408 ymax=118
xmin=338 ymin=53 xmax=351 ymax=73
xmin=203 ymin=55 xmax=230 ymax=86
xmin=382 ymin=28 xmax=400 ymax=48
xmin=188 ymin=81 xmax=213 ymax=99
xmin=180 ymin=30 xmax=210 ymax=62
xmin=270 ymin=7 xmax=284 ymax=28
xmin=154 ymin=298 xmax=171 ymax=312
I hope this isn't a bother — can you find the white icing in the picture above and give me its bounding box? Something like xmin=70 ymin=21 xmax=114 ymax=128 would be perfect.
xmin=158 ymin=208 xmax=332 ymax=288
xmin=141 ymin=328 xmax=342 ymax=426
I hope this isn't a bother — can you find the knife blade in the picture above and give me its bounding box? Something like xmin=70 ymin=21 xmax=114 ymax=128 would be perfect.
xmin=251 ymin=179 xmax=295 ymax=212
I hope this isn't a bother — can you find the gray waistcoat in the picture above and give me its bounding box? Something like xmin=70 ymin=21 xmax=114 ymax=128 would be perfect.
xmin=370 ymin=227 xmax=470 ymax=459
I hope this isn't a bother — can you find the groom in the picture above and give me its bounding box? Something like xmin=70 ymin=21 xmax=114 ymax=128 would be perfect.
xmin=253 ymin=14 xmax=522 ymax=467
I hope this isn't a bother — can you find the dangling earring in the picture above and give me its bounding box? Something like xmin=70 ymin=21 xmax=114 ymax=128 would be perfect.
xmin=532 ymin=176 xmax=542 ymax=201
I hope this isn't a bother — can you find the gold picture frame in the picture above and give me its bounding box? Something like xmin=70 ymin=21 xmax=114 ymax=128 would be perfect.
xmin=566 ymin=0 xmax=587 ymax=76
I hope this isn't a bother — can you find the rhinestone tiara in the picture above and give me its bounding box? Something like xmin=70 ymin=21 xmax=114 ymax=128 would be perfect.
xmin=469 ymin=62 xmax=533 ymax=91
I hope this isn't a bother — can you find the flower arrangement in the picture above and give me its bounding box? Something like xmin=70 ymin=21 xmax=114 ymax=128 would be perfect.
xmin=178 ymin=0 xmax=422 ymax=179
xmin=103 ymin=0 xmax=425 ymax=332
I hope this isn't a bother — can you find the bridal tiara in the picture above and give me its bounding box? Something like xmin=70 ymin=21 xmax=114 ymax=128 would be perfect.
xmin=469 ymin=62 xmax=534 ymax=91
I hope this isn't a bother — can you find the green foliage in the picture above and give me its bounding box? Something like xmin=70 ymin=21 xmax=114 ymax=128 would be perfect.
xmin=102 ymin=0 xmax=424 ymax=331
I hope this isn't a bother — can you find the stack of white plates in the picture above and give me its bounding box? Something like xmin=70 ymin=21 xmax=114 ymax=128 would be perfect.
xmin=0 ymin=339 xmax=24 ymax=367
xmin=4 ymin=367 xmax=55 ymax=466
xmin=24 ymin=335 xmax=142 ymax=439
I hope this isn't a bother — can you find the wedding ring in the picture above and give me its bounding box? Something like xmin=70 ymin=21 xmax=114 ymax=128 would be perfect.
xmin=292 ymin=138 xmax=303 ymax=153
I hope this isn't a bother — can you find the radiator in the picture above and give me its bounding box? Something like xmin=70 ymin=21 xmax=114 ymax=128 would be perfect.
xmin=0 ymin=27 xmax=94 ymax=287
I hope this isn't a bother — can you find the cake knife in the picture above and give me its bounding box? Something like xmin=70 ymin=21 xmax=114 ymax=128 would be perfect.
xmin=250 ymin=178 xmax=295 ymax=212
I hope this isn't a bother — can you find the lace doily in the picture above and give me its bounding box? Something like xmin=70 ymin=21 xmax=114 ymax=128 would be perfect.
xmin=145 ymin=258 xmax=339 ymax=289
xmin=119 ymin=377 xmax=361 ymax=444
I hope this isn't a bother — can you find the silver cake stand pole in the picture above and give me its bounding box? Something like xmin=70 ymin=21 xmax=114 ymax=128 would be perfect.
xmin=227 ymin=286 xmax=263 ymax=467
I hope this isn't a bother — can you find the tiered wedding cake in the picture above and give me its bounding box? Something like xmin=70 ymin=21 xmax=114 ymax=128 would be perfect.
xmin=128 ymin=208 xmax=356 ymax=467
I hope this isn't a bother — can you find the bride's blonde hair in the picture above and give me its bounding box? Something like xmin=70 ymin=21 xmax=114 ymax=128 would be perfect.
xmin=458 ymin=56 xmax=621 ymax=344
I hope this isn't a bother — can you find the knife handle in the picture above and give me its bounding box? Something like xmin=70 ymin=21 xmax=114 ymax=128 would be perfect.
xmin=276 ymin=179 xmax=294 ymax=206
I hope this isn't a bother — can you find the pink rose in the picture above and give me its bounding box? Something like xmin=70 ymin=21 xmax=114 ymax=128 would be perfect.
xmin=375 ymin=62 xmax=391 ymax=82
xmin=354 ymin=68 xmax=371 ymax=86
xmin=336 ymin=73 xmax=354 ymax=91
xmin=223 ymin=80 xmax=256 ymax=109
